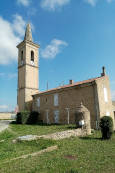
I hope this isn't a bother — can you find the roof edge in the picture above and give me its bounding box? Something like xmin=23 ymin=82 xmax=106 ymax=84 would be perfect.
xmin=33 ymin=75 xmax=106 ymax=97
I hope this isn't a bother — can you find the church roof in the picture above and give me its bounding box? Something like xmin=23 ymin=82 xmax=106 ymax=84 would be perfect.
xmin=24 ymin=23 xmax=33 ymax=42
xmin=33 ymin=76 xmax=104 ymax=96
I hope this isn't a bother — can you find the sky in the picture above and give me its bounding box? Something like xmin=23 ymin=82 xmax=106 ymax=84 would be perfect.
xmin=0 ymin=0 xmax=115 ymax=112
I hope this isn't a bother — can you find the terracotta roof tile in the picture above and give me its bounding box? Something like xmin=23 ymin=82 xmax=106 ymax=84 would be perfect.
xmin=34 ymin=76 xmax=103 ymax=96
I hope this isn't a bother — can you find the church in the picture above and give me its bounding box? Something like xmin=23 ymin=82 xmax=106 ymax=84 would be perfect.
xmin=17 ymin=24 xmax=114 ymax=129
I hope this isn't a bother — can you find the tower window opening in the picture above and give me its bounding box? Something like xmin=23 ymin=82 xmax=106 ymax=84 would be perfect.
xmin=31 ymin=51 xmax=34 ymax=62
xmin=21 ymin=51 xmax=24 ymax=65
xmin=31 ymin=51 xmax=34 ymax=65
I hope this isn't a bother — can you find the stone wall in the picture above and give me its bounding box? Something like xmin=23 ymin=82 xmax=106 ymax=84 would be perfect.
xmin=17 ymin=40 xmax=39 ymax=112
xmin=0 ymin=113 xmax=12 ymax=119
xmin=33 ymin=83 xmax=97 ymax=128
xmin=33 ymin=75 xmax=114 ymax=129
xmin=96 ymin=75 xmax=114 ymax=129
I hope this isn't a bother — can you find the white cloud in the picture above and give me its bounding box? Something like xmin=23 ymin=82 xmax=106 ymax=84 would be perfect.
xmin=27 ymin=8 xmax=37 ymax=16
xmin=0 ymin=72 xmax=17 ymax=79
xmin=0 ymin=105 xmax=9 ymax=110
xmin=41 ymin=0 xmax=70 ymax=11
xmin=0 ymin=104 xmax=15 ymax=112
xmin=8 ymin=73 xmax=17 ymax=79
xmin=85 ymin=0 xmax=114 ymax=6
xmin=0 ymin=15 xmax=26 ymax=65
xmin=41 ymin=39 xmax=68 ymax=59
xmin=85 ymin=0 xmax=97 ymax=6
xmin=12 ymin=14 xmax=26 ymax=37
xmin=17 ymin=0 xmax=30 ymax=7
xmin=0 ymin=73 xmax=5 ymax=77
xmin=107 ymin=0 xmax=113 ymax=3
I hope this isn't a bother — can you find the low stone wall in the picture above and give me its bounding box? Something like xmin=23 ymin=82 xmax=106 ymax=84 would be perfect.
xmin=0 ymin=113 xmax=12 ymax=120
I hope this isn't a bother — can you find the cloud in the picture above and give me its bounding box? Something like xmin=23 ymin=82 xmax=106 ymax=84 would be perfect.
xmin=0 ymin=73 xmax=17 ymax=79
xmin=8 ymin=73 xmax=17 ymax=79
xmin=0 ymin=15 xmax=26 ymax=65
xmin=41 ymin=0 xmax=71 ymax=11
xmin=0 ymin=73 xmax=5 ymax=77
xmin=41 ymin=39 xmax=68 ymax=59
xmin=27 ymin=8 xmax=37 ymax=16
xmin=0 ymin=105 xmax=9 ymax=110
xmin=12 ymin=14 xmax=26 ymax=37
xmin=17 ymin=0 xmax=30 ymax=7
xmin=85 ymin=0 xmax=114 ymax=6
xmin=85 ymin=0 xmax=97 ymax=6
xmin=0 ymin=104 xmax=15 ymax=112
xmin=107 ymin=0 xmax=113 ymax=3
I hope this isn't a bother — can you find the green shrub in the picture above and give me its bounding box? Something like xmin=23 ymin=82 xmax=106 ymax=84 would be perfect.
xmin=16 ymin=112 xmax=22 ymax=124
xmin=100 ymin=116 xmax=113 ymax=139
xmin=27 ymin=111 xmax=39 ymax=124
xmin=16 ymin=111 xmax=39 ymax=125
xmin=21 ymin=110 xmax=30 ymax=124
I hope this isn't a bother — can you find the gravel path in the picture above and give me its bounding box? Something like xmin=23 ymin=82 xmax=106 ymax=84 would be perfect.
xmin=0 ymin=120 xmax=11 ymax=133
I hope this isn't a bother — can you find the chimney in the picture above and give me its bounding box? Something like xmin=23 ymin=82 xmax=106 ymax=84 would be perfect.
xmin=101 ymin=66 xmax=106 ymax=76
xmin=69 ymin=80 xmax=74 ymax=85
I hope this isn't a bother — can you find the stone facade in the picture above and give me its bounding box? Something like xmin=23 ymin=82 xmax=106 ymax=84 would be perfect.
xmin=32 ymin=75 xmax=114 ymax=129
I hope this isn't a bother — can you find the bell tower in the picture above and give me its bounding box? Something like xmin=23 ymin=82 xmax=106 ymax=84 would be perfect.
xmin=17 ymin=23 xmax=40 ymax=111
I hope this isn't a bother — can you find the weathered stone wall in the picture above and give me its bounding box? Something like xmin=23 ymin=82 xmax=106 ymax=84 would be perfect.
xmin=33 ymin=83 xmax=97 ymax=128
xmin=33 ymin=75 xmax=114 ymax=129
xmin=17 ymin=88 xmax=25 ymax=111
xmin=0 ymin=113 xmax=12 ymax=119
xmin=17 ymin=41 xmax=39 ymax=112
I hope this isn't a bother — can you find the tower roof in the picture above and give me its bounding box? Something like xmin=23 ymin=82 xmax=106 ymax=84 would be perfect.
xmin=24 ymin=23 xmax=33 ymax=42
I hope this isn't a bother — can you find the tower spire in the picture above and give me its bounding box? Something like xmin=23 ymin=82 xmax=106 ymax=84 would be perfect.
xmin=24 ymin=23 xmax=33 ymax=42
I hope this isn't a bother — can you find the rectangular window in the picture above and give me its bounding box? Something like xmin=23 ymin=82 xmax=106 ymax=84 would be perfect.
xmin=54 ymin=110 xmax=59 ymax=124
xmin=36 ymin=97 xmax=40 ymax=107
xmin=104 ymin=87 xmax=108 ymax=102
xmin=54 ymin=94 xmax=58 ymax=106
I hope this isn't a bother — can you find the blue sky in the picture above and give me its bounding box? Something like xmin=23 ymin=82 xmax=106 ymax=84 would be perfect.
xmin=0 ymin=0 xmax=115 ymax=112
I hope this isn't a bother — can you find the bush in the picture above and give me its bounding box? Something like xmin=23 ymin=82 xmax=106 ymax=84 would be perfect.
xmin=100 ymin=116 xmax=113 ymax=139
xmin=16 ymin=112 xmax=22 ymax=124
xmin=16 ymin=111 xmax=39 ymax=125
xmin=21 ymin=110 xmax=30 ymax=124
xmin=27 ymin=111 xmax=39 ymax=124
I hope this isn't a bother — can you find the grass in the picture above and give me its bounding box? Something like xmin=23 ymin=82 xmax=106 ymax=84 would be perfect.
xmin=0 ymin=123 xmax=115 ymax=173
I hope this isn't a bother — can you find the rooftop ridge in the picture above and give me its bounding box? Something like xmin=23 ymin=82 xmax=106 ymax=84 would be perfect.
xmin=33 ymin=75 xmax=105 ymax=96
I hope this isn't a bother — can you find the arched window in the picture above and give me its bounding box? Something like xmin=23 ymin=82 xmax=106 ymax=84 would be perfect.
xmin=31 ymin=51 xmax=34 ymax=62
